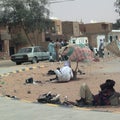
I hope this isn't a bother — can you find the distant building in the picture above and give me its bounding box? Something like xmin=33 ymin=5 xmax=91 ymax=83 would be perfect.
xmin=0 ymin=18 xmax=114 ymax=58
xmin=108 ymin=30 xmax=120 ymax=43
xmin=62 ymin=21 xmax=80 ymax=40
xmin=0 ymin=26 xmax=11 ymax=59
xmin=45 ymin=19 xmax=63 ymax=41
xmin=84 ymin=22 xmax=112 ymax=48
xmin=61 ymin=21 xmax=112 ymax=48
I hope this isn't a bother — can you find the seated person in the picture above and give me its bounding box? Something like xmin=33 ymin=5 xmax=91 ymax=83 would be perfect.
xmin=53 ymin=65 xmax=73 ymax=82
xmin=76 ymin=79 xmax=120 ymax=106
xmin=50 ymin=60 xmax=73 ymax=82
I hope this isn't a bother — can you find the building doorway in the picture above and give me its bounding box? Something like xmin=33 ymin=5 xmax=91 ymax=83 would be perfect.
xmin=9 ymin=47 xmax=15 ymax=56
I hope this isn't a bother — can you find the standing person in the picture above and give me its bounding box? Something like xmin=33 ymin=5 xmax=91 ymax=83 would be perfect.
xmin=48 ymin=40 xmax=56 ymax=62
xmin=63 ymin=39 xmax=68 ymax=46
xmin=60 ymin=39 xmax=64 ymax=47
xmin=99 ymin=39 xmax=104 ymax=58
xmin=76 ymin=79 xmax=120 ymax=106
xmin=55 ymin=39 xmax=62 ymax=61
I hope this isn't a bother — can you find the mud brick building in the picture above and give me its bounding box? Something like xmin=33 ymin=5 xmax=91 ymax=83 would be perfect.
xmin=0 ymin=26 xmax=11 ymax=59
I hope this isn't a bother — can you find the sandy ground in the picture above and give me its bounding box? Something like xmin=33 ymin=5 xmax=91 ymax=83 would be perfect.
xmin=0 ymin=56 xmax=120 ymax=112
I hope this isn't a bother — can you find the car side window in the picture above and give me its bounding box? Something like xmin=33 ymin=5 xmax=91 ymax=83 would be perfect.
xmin=34 ymin=47 xmax=40 ymax=52
xmin=40 ymin=47 xmax=46 ymax=52
xmin=26 ymin=48 xmax=32 ymax=53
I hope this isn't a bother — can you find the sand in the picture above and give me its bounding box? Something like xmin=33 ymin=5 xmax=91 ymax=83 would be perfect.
xmin=0 ymin=57 xmax=120 ymax=112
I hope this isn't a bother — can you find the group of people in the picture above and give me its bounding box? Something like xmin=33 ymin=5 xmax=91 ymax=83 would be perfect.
xmin=48 ymin=39 xmax=68 ymax=62
xmin=47 ymin=39 xmax=120 ymax=107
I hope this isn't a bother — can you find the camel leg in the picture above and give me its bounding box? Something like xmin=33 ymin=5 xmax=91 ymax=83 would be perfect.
xmin=72 ymin=61 xmax=79 ymax=80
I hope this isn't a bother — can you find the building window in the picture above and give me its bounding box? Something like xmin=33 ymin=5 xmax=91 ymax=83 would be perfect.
xmin=101 ymin=23 xmax=108 ymax=30
xmin=73 ymin=40 xmax=75 ymax=44
xmin=115 ymin=35 xmax=118 ymax=40
xmin=45 ymin=37 xmax=51 ymax=41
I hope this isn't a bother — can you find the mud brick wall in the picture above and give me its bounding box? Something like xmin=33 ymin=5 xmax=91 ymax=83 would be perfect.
xmin=106 ymin=40 xmax=120 ymax=57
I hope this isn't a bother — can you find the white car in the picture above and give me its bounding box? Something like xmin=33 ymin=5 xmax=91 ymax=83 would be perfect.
xmin=11 ymin=46 xmax=49 ymax=65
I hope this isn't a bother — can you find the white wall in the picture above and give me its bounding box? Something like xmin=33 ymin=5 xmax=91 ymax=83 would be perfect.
xmin=69 ymin=37 xmax=88 ymax=45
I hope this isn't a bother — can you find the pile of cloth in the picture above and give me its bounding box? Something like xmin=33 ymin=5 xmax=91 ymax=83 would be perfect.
xmin=37 ymin=92 xmax=61 ymax=104
xmin=37 ymin=92 xmax=76 ymax=107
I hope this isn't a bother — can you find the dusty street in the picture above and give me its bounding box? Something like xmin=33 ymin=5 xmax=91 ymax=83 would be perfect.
xmin=0 ymin=56 xmax=120 ymax=112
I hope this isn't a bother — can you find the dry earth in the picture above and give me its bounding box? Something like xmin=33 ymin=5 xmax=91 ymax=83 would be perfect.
xmin=0 ymin=56 xmax=120 ymax=113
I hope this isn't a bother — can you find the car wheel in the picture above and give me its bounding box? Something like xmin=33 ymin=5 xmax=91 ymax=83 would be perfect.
xmin=16 ymin=62 xmax=21 ymax=65
xmin=32 ymin=57 xmax=38 ymax=64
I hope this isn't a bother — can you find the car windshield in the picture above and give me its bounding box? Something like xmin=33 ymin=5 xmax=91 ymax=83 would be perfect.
xmin=18 ymin=48 xmax=32 ymax=53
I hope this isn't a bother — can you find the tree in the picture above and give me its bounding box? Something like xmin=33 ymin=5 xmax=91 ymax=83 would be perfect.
xmin=11 ymin=33 xmax=28 ymax=46
xmin=113 ymin=0 xmax=120 ymax=29
xmin=0 ymin=0 xmax=53 ymax=46
xmin=113 ymin=19 xmax=120 ymax=29
xmin=115 ymin=0 xmax=120 ymax=15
